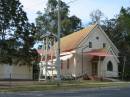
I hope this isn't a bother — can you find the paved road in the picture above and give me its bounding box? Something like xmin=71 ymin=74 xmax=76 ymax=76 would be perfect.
xmin=0 ymin=87 xmax=130 ymax=97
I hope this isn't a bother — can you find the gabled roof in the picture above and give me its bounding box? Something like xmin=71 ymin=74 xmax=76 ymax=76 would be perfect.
xmin=60 ymin=24 xmax=97 ymax=52
xmin=38 ymin=23 xmax=118 ymax=55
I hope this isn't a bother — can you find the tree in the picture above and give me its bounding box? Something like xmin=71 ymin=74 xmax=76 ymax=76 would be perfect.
xmin=90 ymin=9 xmax=104 ymax=25
xmin=102 ymin=18 xmax=118 ymax=43
xmin=35 ymin=0 xmax=82 ymax=39
xmin=0 ymin=0 xmax=38 ymax=65
xmin=116 ymin=7 xmax=130 ymax=79
xmin=101 ymin=7 xmax=130 ymax=79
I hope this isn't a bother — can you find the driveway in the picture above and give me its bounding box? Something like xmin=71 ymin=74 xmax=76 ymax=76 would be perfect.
xmin=0 ymin=87 xmax=130 ymax=97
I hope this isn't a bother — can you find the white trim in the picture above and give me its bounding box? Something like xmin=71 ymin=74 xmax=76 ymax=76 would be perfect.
xmin=60 ymin=54 xmax=73 ymax=61
xmin=76 ymin=25 xmax=96 ymax=49
xmin=60 ymin=50 xmax=76 ymax=56
xmin=77 ymin=24 xmax=119 ymax=55
xmin=97 ymin=25 xmax=119 ymax=54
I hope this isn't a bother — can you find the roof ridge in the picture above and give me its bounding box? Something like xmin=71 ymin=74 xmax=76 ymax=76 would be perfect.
xmin=61 ymin=23 xmax=97 ymax=40
xmin=60 ymin=23 xmax=97 ymax=52
xmin=75 ymin=24 xmax=97 ymax=46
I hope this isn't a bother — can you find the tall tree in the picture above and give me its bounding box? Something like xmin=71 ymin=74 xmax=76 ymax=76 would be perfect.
xmin=0 ymin=0 xmax=38 ymax=65
xmin=116 ymin=7 xmax=130 ymax=78
xmin=101 ymin=7 xmax=130 ymax=79
xmin=35 ymin=0 xmax=82 ymax=39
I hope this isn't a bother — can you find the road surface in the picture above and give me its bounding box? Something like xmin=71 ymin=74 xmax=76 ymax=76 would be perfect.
xmin=0 ymin=87 xmax=130 ymax=97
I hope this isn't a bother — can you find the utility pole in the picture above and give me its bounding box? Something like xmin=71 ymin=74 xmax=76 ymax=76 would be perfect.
xmin=45 ymin=37 xmax=48 ymax=80
xmin=122 ymin=56 xmax=126 ymax=80
xmin=56 ymin=0 xmax=61 ymax=80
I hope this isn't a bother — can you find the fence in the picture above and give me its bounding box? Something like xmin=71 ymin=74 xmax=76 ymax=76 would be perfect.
xmin=0 ymin=73 xmax=32 ymax=80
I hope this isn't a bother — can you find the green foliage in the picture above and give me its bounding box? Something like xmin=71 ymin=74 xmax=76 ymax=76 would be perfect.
xmin=101 ymin=7 xmax=130 ymax=79
xmin=0 ymin=0 xmax=39 ymax=65
xmin=35 ymin=0 xmax=82 ymax=40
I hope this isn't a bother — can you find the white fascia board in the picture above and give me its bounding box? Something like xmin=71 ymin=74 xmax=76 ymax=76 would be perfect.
xmin=98 ymin=26 xmax=119 ymax=54
xmin=60 ymin=50 xmax=76 ymax=56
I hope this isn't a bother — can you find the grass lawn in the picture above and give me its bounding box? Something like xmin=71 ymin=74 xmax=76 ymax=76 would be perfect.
xmin=0 ymin=80 xmax=130 ymax=92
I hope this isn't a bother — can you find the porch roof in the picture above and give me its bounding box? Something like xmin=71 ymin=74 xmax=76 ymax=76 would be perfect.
xmin=83 ymin=48 xmax=113 ymax=57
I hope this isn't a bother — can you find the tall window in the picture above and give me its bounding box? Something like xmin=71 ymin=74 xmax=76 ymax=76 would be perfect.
xmin=107 ymin=61 xmax=113 ymax=71
xmin=61 ymin=60 xmax=63 ymax=69
xmin=67 ymin=59 xmax=70 ymax=69
xmin=89 ymin=42 xmax=92 ymax=48
xmin=103 ymin=43 xmax=106 ymax=48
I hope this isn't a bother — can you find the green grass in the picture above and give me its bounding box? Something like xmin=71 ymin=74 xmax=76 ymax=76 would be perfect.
xmin=0 ymin=80 xmax=129 ymax=92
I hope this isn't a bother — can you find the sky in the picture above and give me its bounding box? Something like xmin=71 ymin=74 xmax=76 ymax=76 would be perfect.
xmin=19 ymin=0 xmax=130 ymax=25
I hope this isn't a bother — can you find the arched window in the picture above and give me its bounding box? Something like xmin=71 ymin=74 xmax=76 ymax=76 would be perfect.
xmin=107 ymin=61 xmax=113 ymax=71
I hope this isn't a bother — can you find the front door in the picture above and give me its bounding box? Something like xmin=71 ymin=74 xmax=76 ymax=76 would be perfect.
xmin=92 ymin=63 xmax=98 ymax=76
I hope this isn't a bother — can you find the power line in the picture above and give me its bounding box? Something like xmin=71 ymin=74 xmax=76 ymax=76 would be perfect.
xmin=66 ymin=0 xmax=79 ymax=5
xmin=53 ymin=0 xmax=79 ymax=12
xmin=43 ymin=0 xmax=79 ymax=13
